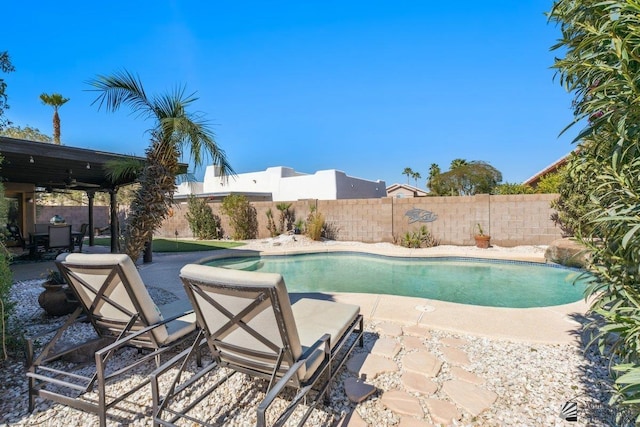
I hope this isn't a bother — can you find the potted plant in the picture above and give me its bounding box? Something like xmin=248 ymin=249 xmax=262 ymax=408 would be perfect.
xmin=474 ymin=223 xmax=491 ymax=249
xmin=38 ymin=269 xmax=79 ymax=316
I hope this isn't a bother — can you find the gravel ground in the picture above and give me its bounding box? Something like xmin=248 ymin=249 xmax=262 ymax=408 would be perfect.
xmin=0 ymin=239 xmax=628 ymax=426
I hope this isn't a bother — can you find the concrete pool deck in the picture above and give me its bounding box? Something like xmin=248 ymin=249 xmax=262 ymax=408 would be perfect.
xmin=10 ymin=239 xmax=590 ymax=345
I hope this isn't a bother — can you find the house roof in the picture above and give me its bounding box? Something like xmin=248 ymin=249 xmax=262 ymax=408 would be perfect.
xmin=0 ymin=136 xmax=186 ymax=191
xmin=523 ymin=153 xmax=571 ymax=187
xmin=386 ymin=183 xmax=429 ymax=196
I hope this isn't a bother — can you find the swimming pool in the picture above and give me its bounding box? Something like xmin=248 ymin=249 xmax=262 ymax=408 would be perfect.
xmin=204 ymin=252 xmax=587 ymax=308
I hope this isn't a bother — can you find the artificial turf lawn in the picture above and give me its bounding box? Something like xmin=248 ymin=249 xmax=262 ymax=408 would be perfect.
xmin=91 ymin=237 xmax=245 ymax=252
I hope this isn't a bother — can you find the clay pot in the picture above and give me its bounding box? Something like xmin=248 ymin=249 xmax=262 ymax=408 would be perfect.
xmin=38 ymin=282 xmax=79 ymax=316
xmin=474 ymin=235 xmax=491 ymax=249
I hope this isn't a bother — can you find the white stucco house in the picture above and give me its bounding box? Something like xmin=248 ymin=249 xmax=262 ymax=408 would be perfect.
xmin=175 ymin=166 xmax=387 ymax=201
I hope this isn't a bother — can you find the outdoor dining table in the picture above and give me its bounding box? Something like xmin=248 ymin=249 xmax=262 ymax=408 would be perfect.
xmin=28 ymin=230 xmax=84 ymax=256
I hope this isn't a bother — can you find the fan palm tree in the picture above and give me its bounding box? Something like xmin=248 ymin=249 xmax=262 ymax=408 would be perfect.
xmin=411 ymin=171 xmax=421 ymax=188
xmin=39 ymin=93 xmax=69 ymax=144
xmin=402 ymin=167 xmax=414 ymax=184
xmin=88 ymin=70 xmax=234 ymax=261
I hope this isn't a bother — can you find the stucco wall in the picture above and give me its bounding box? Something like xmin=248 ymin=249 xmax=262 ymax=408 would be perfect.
xmin=158 ymin=194 xmax=562 ymax=246
xmin=183 ymin=166 xmax=387 ymax=201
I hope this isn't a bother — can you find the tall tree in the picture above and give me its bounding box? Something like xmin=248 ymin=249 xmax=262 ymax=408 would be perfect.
xmin=427 ymin=163 xmax=441 ymax=194
xmin=550 ymin=0 xmax=640 ymax=414
xmin=0 ymin=51 xmax=15 ymax=131
xmin=450 ymin=158 xmax=468 ymax=170
xmin=432 ymin=160 xmax=501 ymax=196
xmin=411 ymin=171 xmax=421 ymax=187
xmin=402 ymin=167 xmax=414 ymax=184
xmin=39 ymin=93 xmax=69 ymax=144
xmin=88 ymin=70 xmax=234 ymax=261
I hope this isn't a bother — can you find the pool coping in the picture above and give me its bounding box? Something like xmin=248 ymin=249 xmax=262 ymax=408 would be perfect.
xmin=196 ymin=244 xmax=590 ymax=345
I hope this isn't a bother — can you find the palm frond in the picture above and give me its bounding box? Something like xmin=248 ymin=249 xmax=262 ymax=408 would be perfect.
xmin=104 ymin=158 xmax=145 ymax=183
xmin=87 ymin=70 xmax=154 ymax=120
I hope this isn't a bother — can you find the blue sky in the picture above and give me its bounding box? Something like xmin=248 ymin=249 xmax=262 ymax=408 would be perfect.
xmin=3 ymin=1 xmax=577 ymax=188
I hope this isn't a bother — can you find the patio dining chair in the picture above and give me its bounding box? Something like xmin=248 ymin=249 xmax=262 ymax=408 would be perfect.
xmin=27 ymin=253 xmax=198 ymax=427
xmin=46 ymin=224 xmax=73 ymax=253
xmin=151 ymin=264 xmax=364 ymax=427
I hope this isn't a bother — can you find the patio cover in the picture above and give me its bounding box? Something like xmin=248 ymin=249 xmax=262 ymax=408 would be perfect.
xmin=0 ymin=136 xmax=187 ymax=252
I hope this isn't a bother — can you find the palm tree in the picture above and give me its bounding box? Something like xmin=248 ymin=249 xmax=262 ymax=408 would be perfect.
xmin=88 ymin=70 xmax=234 ymax=261
xmin=39 ymin=93 xmax=69 ymax=144
xmin=450 ymin=158 xmax=468 ymax=170
xmin=402 ymin=167 xmax=414 ymax=184
xmin=411 ymin=171 xmax=421 ymax=188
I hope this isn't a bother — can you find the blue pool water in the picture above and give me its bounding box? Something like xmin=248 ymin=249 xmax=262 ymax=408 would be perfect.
xmin=204 ymin=252 xmax=587 ymax=308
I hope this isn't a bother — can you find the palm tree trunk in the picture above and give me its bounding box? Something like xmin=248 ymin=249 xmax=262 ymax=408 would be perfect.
xmin=53 ymin=110 xmax=61 ymax=144
xmin=123 ymin=138 xmax=179 ymax=261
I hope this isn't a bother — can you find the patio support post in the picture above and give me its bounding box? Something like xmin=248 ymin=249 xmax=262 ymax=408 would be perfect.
xmin=109 ymin=190 xmax=119 ymax=253
xmin=87 ymin=191 xmax=95 ymax=247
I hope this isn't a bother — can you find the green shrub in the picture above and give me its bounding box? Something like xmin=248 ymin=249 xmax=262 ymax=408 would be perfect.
xmin=0 ymin=162 xmax=14 ymax=361
xmin=400 ymin=225 xmax=439 ymax=248
xmin=493 ymin=182 xmax=534 ymax=195
xmin=185 ymin=195 xmax=222 ymax=240
xmin=220 ymin=195 xmax=257 ymax=240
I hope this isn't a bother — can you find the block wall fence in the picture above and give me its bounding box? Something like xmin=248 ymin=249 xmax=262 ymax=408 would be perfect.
xmin=37 ymin=206 xmax=110 ymax=232
xmin=158 ymin=194 xmax=562 ymax=247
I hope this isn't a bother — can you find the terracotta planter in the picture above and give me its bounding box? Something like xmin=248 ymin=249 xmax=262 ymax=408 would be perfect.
xmin=474 ymin=235 xmax=491 ymax=249
xmin=38 ymin=282 xmax=79 ymax=316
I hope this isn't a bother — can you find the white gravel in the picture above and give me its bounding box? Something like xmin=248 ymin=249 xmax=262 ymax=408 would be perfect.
xmin=0 ymin=239 xmax=628 ymax=426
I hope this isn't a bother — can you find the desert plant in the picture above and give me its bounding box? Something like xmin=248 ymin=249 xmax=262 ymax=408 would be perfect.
xmin=265 ymin=209 xmax=278 ymax=237
xmin=400 ymin=225 xmax=439 ymax=248
xmin=185 ymin=195 xmax=222 ymax=240
xmin=276 ymin=202 xmax=293 ymax=234
xmin=306 ymin=207 xmax=325 ymax=241
xmin=220 ymin=195 xmax=257 ymax=240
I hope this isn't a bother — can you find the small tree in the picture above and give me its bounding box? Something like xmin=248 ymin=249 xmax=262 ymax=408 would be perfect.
xmin=220 ymin=195 xmax=257 ymax=240
xmin=0 ymin=125 xmax=52 ymax=142
xmin=185 ymin=195 xmax=222 ymax=240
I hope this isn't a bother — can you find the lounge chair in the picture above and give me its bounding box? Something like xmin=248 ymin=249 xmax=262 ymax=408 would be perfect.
xmin=27 ymin=253 xmax=198 ymax=427
xmin=151 ymin=264 xmax=364 ymax=427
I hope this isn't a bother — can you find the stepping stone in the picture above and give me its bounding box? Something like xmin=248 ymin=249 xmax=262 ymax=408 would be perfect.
xmin=380 ymin=390 xmax=424 ymax=417
xmin=450 ymin=366 xmax=484 ymax=385
xmin=403 ymin=324 xmax=431 ymax=338
xmin=401 ymin=372 xmax=437 ymax=395
xmin=376 ymin=322 xmax=404 ymax=337
xmin=442 ymin=380 xmax=498 ymax=417
xmin=440 ymin=336 xmax=468 ymax=347
xmin=399 ymin=417 xmax=435 ymax=427
xmin=344 ymin=377 xmax=377 ymax=403
xmin=402 ymin=351 xmax=442 ymax=377
xmin=440 ymin=346 xmax=471 ymax=367
xmin=424 ymin=399 xmax=461 ymax=426
xmin=401 ymin=336 xmax=425 ymax=351
xmin=341 ymin=410 xmax=368 ymax=427
xmin=347 ymin=353 xmax=398 ymax=379
xmin=371 ymin=337 xmax=401 ymax=359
